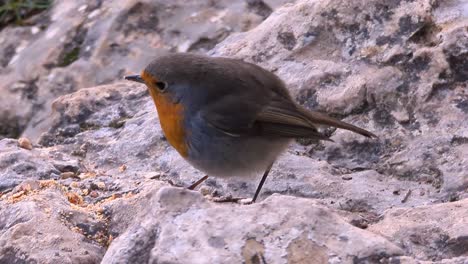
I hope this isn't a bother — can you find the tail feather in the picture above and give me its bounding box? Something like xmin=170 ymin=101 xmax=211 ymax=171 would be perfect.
xmin=298 ymin=106 xmax=377 ymax=138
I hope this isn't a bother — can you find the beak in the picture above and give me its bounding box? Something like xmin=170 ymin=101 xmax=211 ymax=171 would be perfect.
xmin=124 ymin=74 xmax=145 ymax=84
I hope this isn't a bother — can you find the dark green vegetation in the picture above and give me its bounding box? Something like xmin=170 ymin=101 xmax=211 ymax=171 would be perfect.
xmin=0 ymin=0 xmax=52 ymax=28
xmin=58 ymin=46 xmax=80 ymax=67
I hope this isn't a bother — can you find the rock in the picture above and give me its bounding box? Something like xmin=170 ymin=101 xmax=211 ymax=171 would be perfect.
xmin=102 ymin=187 xmax=404 ymax=263
xmin=17 ymin=137 xmax=32 ymax=150
xmin=0 ymin=0 xmax=280 ymax=141
xmin=95 ymin=181 xmax=106 ymax=190
xmin=0 ymin=139 xmax=61 ymax=192
xmin=66 ymin=192 xmax=84 ymax=205
xmin=13 ymin=180 xmax=41 ymax=194
xmin=212 ymin=0 xmax=468 ymax=203
xmin=0 ymin=186 xmax=105 ymax=264
xmin=369 ymin=198 xmax=468 ymax=261
xmin=0 ymin=0 xmax=467 ymax=263
xmin=37 ymin=82 xmax=195 ymax=198
xmin=60 ymin=172 xmax=76 ymax=179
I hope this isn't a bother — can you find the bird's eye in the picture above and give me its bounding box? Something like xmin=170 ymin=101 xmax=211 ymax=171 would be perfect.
xmin=155 ymin=81 xmax=168 ymax=92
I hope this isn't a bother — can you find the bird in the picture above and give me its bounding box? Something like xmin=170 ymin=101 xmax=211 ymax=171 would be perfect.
xmin=125 ymin=53 xmax=376 ymax=203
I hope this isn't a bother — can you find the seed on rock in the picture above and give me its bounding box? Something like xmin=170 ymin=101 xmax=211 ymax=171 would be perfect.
xmin=18 ymin=137 xmax=33 ymax=150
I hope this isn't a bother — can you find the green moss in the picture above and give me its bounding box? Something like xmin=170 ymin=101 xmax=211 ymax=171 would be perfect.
xmin=109 ymin=118 xmax=127 ymax=129
xmin=58 ymin=47 xmax=80 ymax=67
xmin=79 ymin=122 xmax=101 ymax=132
xmin=0 ymin=0 xmax=52 ymax=27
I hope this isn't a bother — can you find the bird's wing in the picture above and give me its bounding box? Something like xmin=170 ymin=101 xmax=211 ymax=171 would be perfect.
xmin=255 ymin=98 xmax=377 ymax=139
xmin=199 ymin=57 xmax=376 ymax=139
xmin=295 ymin=105 xmax=377 ymax=138
xmin=253 ymin=98 xmax=331 ymax=140
xmin=200 ymin=92 xmax=266 ymax=137
xmin=202 ymin=93 xmax=376 ymax=139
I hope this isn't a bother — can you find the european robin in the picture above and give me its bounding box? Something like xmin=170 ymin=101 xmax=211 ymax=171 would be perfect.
xmin=125 ymin=53 xmax=376 ymax=202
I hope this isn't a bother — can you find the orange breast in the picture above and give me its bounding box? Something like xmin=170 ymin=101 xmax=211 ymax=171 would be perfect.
xmin=153 ymin=93 xmax=188 ymax=157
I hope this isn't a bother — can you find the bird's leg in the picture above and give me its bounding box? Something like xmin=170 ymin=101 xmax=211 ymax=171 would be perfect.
xmin=188 ymin=175 xmax=209 ymax=190
xmin=252 ymin=162 xmax=274 ymax=203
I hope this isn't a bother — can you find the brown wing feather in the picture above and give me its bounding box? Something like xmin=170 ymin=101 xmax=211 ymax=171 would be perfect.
xmin=255 ymin=99 xmax=377 ymax=139
xmin=296 ymin=105 xmax=377 ymax=138
xmin=195 ymin=55 xmax=376 ymax=139
xmin=255 ymin=99 xmax=328 ymax=139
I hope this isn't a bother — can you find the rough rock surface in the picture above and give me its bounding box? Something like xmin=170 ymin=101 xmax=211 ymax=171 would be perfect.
xmin=369 ymin=199 xmax=468 ymax=262
xmin=102 ymin=187 xmax=404 ymax=263
xmin=0 ymin=0 xmax=467 ymax=263
xmin=0 ymin=0 xmax=290 ymax=141
xmin=0 ymin=185 xmax=106 ymax=264
xmin=212 ymin=0 xmax=468 ymax=205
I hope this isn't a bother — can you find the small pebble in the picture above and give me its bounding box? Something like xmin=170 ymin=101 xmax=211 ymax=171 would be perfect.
xmin=96 ymin=182 xmax=106 ymax=190
xmin=79 ymin=172 xmax=96 ymax=180
xmin=119 ymin=165 xmax=127 ymax=172
xmin=66 ymin=192 xmax=83 ymax=205
xmin=17 ymin=180 xmax=40 ymax=192
xmin=78 ymin=4 xmax=87 ymax=12
xmin=31 ymin=26 xmax=40 ymax=35
xmin=82 ymin=189 xmax=89 ymax=196
xmin=18 ymin=137 xmax=33 ymax=150
xmin=341 ymin=175 xmax=353 ymax=180
xmin=90 ymin=191 xmax=99 ymax=198
xmin=239 ymin=198 xmax=253 ymax=205
xmin=88 ymin=9 xmax=100 ymax=19
xmin=60 ymin=172 xmax=75 ymax=179
xmin=199 ymin=186 xmax=212 ymax=196
xmin=12 ymin=191 xmax=25 ymax=199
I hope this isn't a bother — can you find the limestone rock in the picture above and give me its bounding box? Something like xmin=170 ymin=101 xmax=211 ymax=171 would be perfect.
xmin=369 ymin=199 xmax=468 ymax=261
xmin=0 ymin=0 xmax=466 ymax=263
xmin=102 ymin=187 xmax=404 ymax=263
xmin=0 ymin=186 xmax=105 ymax=263
xmin=212 ymin=0 xmax=468 ymax=203
xmin=0 ymin=139 xmax=78 ymax=192
xmin=0 ymin=0 xmax=280 ymax=141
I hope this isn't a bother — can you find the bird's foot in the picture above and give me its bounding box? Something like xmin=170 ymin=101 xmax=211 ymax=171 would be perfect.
xmin=187 ymin=175 xmax=209 ymax=190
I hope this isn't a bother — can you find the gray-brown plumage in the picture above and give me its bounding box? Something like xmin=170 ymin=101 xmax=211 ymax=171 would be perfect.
xmin=125 ymin=53 xmax=376 ymax=202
